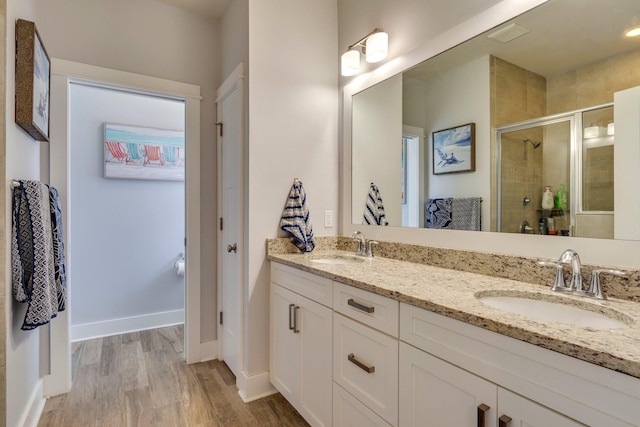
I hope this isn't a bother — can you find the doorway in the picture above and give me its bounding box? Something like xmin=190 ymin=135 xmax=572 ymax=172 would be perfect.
xmin=68 ymin=83 xmax=186 ymax=341
xmin=46 ymin=59 xmax=202 ymax=396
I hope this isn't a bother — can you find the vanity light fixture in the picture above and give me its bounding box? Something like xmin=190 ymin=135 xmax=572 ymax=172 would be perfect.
xmin=584 ymin=125 xmax=606 ymax=139
xmin=625 ymin=25 xmax=640 ymax=37
xmin=340 ymin=28 xmax=388 ymax=76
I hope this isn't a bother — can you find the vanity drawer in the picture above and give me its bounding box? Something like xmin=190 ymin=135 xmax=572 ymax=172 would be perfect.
xmin=333 ymin=382 xmax=391 ymax=427
xmin=333 ymin=313 xmax=398 ymax=425
xmin=333 ymin=281 xmax=399 ymax=337
xmin=271 ymin=262 xmax=333 ymax=307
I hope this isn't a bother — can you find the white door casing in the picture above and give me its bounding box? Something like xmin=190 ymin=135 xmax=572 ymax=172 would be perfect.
xmin=47 ymin=59 xmax=202 ymax=396
xmin=217 ymin=63 xmax=245 ymax=378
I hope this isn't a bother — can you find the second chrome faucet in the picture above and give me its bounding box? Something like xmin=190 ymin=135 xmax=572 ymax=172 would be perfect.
xmin=351 ymin=231 xmax=378 ymax=257
xmin=539 ymin=249 xmax=625 ymax=299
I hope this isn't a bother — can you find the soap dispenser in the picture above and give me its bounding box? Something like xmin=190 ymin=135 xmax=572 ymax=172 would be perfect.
xmin=542 ymin=186 xmax=554 ymax=210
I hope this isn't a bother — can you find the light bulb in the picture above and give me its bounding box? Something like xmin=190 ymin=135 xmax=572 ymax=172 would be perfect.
xmin=365 ymin=32 xmax=388 ymax=63
xmin=341 ymin=50 xmax=360 ymax=76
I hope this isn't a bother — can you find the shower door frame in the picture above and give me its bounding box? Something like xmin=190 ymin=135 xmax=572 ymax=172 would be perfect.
xmin=496 ymin=113 xmax=577 ymax=234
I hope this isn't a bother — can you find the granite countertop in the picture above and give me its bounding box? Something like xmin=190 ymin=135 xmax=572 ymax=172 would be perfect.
xmin=267 ymin=250 xmax=640 ymax=379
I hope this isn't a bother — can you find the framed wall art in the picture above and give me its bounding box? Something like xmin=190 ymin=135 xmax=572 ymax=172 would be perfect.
xmin=432 ymin=122 xmax=476 ymax=175
xmin=15 ymin=19 xmax=50 ymax=142
xmin=104 ymin=123 xmax=185 ymax=181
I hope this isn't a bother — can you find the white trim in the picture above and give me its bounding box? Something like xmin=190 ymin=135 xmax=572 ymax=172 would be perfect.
xmin=236 ymin=370 xmax=277 ymax=403
xmin=52 ymin=59 xmax=201 ymax=99
xmin=70 ymin=310 xmax=185 ymax=342
xmin=47 ymin=59 xmax=202 ymax=396
xmin=18 ymin=379 xmax=45 ymax=427
xmin=199 ymin=340 xmax=219 ymax=362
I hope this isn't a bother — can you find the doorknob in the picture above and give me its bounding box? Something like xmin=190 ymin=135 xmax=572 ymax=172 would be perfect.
xmin=227 ymin=243 xmax=237 ymax=253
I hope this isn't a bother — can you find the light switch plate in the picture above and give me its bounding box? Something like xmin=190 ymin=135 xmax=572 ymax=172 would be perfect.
xmin=324 ymin=210 xmax=334 ymax=227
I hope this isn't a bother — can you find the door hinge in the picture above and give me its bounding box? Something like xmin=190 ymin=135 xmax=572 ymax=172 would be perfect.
xmin=220 ymin=217 xmax=223 ymax=231
xmin=215 ymin=122 xmax=223 ymax=137
xmin=184 ymin=237 xmax=187 ymax=246
xmin=220 ymin=311 xmax=223 ymax=325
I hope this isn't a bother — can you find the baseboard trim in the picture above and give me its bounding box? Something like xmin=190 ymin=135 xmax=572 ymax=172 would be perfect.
xmin=200 ymin=340 xmax=218 ymax=362
xmin=20 ymin=379 xmax=45 ymax=427
xmin=237 ymin=370 xmax=277 ymax=403
xmin=71 ymin=309 xmax=184 ymax=342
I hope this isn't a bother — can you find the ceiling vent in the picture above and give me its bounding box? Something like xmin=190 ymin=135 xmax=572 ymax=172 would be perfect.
xmin=487 ymin=23 xmax=530 ymax=43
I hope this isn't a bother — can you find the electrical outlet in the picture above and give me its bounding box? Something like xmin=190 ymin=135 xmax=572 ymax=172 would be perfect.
xmin=324 ymin=210 xmax=334 ymax=228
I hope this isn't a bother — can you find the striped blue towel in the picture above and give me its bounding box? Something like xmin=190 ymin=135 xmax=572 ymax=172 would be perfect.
xmin=451 ymin=197 xmax=482 ymax=231
xmin=363 ymin=183 xmax=389 ymax=226
xmin=280 ymin=180 xmax=315 ymax=252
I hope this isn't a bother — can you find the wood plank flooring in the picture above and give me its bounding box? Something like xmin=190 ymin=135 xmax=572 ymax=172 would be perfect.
xmin=38 ymin=326 xmax=309 ymax=427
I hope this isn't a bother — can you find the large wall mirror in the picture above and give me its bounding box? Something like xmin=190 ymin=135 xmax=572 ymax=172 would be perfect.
xmin=350 ymin=0 xmax=640 ymax=241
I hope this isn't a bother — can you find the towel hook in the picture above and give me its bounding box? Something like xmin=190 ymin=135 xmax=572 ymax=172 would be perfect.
xmin=11 ymin=180 xmax=20 ymax=188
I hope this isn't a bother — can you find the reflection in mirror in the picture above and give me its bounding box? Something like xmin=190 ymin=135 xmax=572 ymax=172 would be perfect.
xmin=350 ymin=0 xmax=640 ymax=240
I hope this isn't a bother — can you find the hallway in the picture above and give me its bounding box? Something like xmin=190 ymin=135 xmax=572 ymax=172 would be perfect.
xmin=37 ymin=326 xmax=309 ymax=426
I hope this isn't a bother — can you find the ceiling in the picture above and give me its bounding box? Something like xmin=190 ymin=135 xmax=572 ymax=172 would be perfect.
xmin=153 ymin=0 xmax=231 ymax=19
xmin=404 ymin=0 xmax=640 ymax=82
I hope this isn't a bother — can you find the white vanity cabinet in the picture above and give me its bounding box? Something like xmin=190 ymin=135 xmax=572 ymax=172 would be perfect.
xmin=332 ymin=282 xmax=399 ymax=426
xmin=400 ymin=303 xmax=637 ymax=427
xmin=270 ymin=264 xmax=333 ymax=427
xmin=399 ymin=342 xmax=582 ymax=426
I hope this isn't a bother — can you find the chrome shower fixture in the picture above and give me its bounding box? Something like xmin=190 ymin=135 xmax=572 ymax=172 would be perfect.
xmin=523 ymin=137 xmax=542 ymax=148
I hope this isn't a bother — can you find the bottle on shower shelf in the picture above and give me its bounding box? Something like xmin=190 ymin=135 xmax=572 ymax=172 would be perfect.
xmin=542 ymin=186 xmax=554 ymax=210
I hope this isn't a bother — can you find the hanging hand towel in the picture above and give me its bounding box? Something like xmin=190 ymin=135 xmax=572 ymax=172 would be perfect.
xmin=280 ymin=179 xmax=315 ymax=252
xmin=425 ymin=198 xmax=453 ymax=229
xmin=451 ymin=197 xmax=482 ymax=231
xmin=363 ymin=183 xmax=389 ymax=226
xmin=11 ymin=180 xmax=62 ymax=330
xmin=49 ymin=186 xmax=67 ymax=311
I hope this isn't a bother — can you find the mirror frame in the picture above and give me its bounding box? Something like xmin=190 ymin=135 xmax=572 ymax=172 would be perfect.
xmin=340 ymin=0 xmax=640 ymax=269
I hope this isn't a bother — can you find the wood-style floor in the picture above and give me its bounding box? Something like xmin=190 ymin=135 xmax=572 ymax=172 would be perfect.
xmin=37 ymin=325 xmax=309 ymax=427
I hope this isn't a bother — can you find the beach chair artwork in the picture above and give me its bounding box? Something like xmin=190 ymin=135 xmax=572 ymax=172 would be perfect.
xmin=104 ymin=123 xmax=185 ymax=181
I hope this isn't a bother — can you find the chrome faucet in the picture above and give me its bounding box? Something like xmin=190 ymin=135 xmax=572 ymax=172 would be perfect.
xmin=351 ymin=231 xmax=366 ymax=256
xmin=350 ymin=231 xmax=378 ymax=257
xmin=558 ymin=249 xmax=582 ymax=291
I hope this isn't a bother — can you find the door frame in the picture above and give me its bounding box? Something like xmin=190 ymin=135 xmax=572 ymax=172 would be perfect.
xmin=216 ymin=63 xmax=245 ymax=376
xmin=46 ymin=59 xmax=202 ymax=396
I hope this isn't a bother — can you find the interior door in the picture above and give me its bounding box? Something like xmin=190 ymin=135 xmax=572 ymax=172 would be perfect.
xmin=217 ymin=64 xmax=244 ymax=378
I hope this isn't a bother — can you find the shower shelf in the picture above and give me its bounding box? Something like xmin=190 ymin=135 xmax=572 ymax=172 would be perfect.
xmin=537 ymin=208 xmax=567 ymax=217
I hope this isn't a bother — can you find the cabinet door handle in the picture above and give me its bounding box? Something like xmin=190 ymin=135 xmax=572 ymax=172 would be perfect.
xmin=347 ymin=298 xmax=375 ymax=313
xmin=347 ymin=353 xmax=375 ymax=373
xmin=288 ymin=304 xmax=295 ymax=330
xmin=477 ymin=404 xmax=489 ymax=427
xmin=293 ymin=306 xmax=300 ymax=333
xmin=499 ymin=415 xmax=512 ymax=427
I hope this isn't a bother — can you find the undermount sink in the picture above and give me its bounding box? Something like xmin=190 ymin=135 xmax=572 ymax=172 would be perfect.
xmin=476 ymin=292 xmax=630 ymax=329
xmin=309 ymin=254 xmax=365 ymax=265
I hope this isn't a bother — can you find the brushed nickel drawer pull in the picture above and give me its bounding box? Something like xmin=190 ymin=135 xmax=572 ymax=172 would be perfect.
xmin=477 ymin=404 xmax=489 ymax=427
xmin=288 ymin=304 xmax=295 ymax=330
xmin=499 ymin=415 xmax=512 ymax=427
xmin=293 ymin=306 xmax=300 ymax=333
xmin=347 ymin=353 xmax=375 ymax=373
xmin=347 ymin=298 xmax=375 ymax=313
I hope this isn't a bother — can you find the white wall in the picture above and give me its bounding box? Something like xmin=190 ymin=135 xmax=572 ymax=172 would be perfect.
xmin=352 ymin=74 xmax=402 ymax=226
xmin=69 ymin=84 xmax=184 ymax=337
xmin=32 ymin=0 xmax=219 ymax=343
xmin=246 ymin=0 xmax=338 ymax=383
xmin=423 ymin=56 xmax=491 ymax=230
xmin=5 ymin=2 xmax=46 ymax=426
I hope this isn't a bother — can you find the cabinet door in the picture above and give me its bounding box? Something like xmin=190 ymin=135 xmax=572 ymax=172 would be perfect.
xmin=298 ymin=293 xmax=333 ymax=427
xmin=270 ymin=284 xmax=301 ymax=404
xmin=399 ymin=342 xmax=497 ymax=427
xmin=498 ymin=388 xmax=585 ymax=427
xmin=333 ymin=382 xmax=391 ymax=427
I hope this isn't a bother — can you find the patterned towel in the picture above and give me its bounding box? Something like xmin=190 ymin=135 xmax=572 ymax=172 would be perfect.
xmin=280 ymin=180 xmax=315 ymax=253
xmin=363 ymin=183 xmax=389 ymax=226
xmin=49 ymin=186 xmax=67 ymax=311
xmin=451 ymin=197 xmax=482 ymax=231
xmin=425 ymin=198 xmax=453 ymax=229
xmin=12 ymin=180 xmax=66 ymax=330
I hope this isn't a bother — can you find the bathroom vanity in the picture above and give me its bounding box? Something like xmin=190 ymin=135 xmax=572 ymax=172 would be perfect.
xmin=268 ymin=244 xmax=640 ymax=427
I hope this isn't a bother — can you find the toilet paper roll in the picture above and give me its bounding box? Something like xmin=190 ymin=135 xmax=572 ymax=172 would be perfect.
xmin=176 ymin=260 xmax=185 ymax=277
